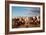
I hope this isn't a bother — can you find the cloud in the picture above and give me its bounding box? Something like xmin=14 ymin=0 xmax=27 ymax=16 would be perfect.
xmin=25 ymin=7 xmax=40 ymax=17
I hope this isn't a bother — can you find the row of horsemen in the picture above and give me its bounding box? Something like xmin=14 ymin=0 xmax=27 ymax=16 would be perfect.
xmin=12 ymin=16 xmax=40 ymax=28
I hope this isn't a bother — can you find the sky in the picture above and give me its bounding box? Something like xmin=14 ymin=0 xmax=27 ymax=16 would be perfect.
xmin=12 ymin=6 xmax=40 ymax=18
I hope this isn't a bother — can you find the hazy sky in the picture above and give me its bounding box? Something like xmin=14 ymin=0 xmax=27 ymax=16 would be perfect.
xmin=12 ymin=6 xmax=40 ymax=18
